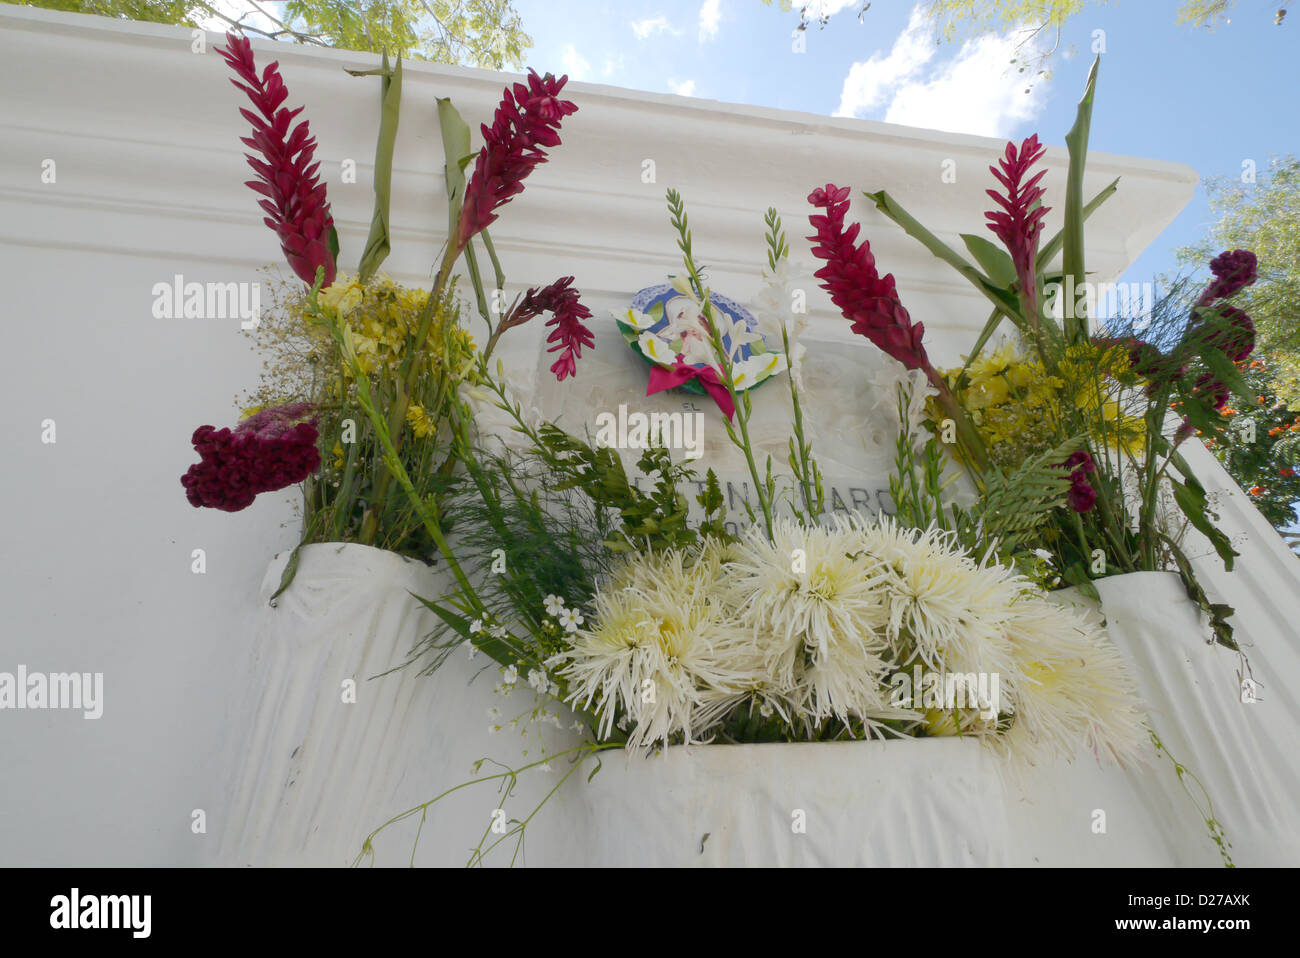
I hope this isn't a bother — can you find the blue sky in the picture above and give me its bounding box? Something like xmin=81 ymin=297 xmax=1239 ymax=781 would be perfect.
xmin=513 ymin=0 xmax=1298 ymax=288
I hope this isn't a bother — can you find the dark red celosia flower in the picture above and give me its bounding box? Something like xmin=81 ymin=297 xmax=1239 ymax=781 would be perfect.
xmin=181 ymin=402 xmax=320 ymax=512
xmin=1063 ymin=450 xmax=1096 ymax=478
xmin=1200 ymin=249 xmax=1258 ymax=303
xmin=1067 ymin=478 xmax=1098 ymax=513
xmin=807 ymin=184 xmax=930 ymax=370
xmin=985 ymin=135 xmax=1050 ymax=311
xmin=456 ymin=70 xmax=578 ymax=252
xmin=503 ymin=277 xmax=595 ymax=381
xmin=218 ymin=33 xmax=336 ymax=289
xmin=1196 ymin=304 xmax=1256 ymax=363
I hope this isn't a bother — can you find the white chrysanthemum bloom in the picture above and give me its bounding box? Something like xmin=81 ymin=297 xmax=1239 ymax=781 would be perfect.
xmin=555 ymin=548 xmax=765 ymax=751
xmin=998 ymin=594 xmax=1149 ymax=769
xmin=848 ymin=517 xmax=1021 ymax=679
xmin=724 ymin=517 xmax=895 ymax=722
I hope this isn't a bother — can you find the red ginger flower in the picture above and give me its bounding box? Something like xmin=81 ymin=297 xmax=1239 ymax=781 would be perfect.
xmin=181 ymin=402 xmax=320 ymax=512
xmin=218 ymin=34 xmax=336 ymax=289
xmin=807 ymin=184 xmax=930 ymax=370
xmin=456 ymin=70 xmax=578 ymax=252
xmin=503 ymin=277 xmax=595 ymax=381
xmin=984 ymin=135 xmax=1049 ymax=312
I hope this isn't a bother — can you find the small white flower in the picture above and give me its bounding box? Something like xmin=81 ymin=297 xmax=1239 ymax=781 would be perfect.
xmin=502 ymin=665 xmax=518 ymax=687
xmin=1033 ymin=549 xmax=1055 ymax=565
xmin=467 ymin=643 xmax=478 ymax=661
xmin=558 ymin=608 xmax=585 ymax=633
xmin=469 ymin=618 xmax=483 ymax=634
xmin=488 ymin=724 xmax=501 ymax=735
xmin=487 ymin=706 xmax=500 ymax=718
xmin=537 ymin=762 xmax=552 ymax=773
xmin=527 ymin=668 xmax=549 ymax=692
xmin=544 ymin=594 xmax=565 ymax=617
xmin=489 ymin=624 xmax=507 ymax=639
xmin=571 ymin=719 xmax=587 ymax=735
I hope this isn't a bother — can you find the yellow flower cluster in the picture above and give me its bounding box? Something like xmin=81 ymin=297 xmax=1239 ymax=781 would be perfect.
xmin=931 ymin=340 xmax=1145 ymax=468
xmin=313 ymin=273 xmax=477 ymax=381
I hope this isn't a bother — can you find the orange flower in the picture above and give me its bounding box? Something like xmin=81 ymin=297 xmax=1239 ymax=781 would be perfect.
xmin=1258 ymin=395 xmax=1268 ymax=405
xmin=1280 ymin=468 xmax=1295 ymax=479
xmin=1270 ymin=427 xmax=1283 ymax=437
xmin=1249 ymin=486 xmax=1265 ymax=496
xmin=1222 ymin=407 xmax=1237 ymax=416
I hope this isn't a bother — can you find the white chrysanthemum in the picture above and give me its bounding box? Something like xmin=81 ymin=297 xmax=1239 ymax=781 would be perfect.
xmin=725 ymin=517 xmax=895 ymax=722
xmin=848 ymin=517 xmax=1021 ymax=678
xmin=555 ymin=548 xmax=764 ymax=751
xmin=998 ymin=595 xmax=1150 ymax=769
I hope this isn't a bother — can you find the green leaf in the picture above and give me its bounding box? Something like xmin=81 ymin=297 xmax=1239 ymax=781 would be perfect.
xmin=1170 ymin=477 xmax=1238 ymax=570
xmin=356 ymin=55 xmax=402 ymax=282
xmin=327 ymin=225 xmax=340 ymax=267
xmin=412 ymin=594 xmax=516 ymax=667
xmin=437 ymin=97 xmax=473 ymax=238
xmin=865 ymin=189 xmax=1022 ymax=319
xmin=1062 ymin=561 xmax=1101 ymax=602
xmin=961 ymin=233 xmax=1018 ymax=288
xmin=1062 ymin=55 xmax=1101 ymax=344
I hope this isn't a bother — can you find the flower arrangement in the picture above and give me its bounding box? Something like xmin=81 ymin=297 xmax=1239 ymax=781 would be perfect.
xmin=848 ymin=57 xmax=1257 ymax=647
xmin=185 ymin=40 xmax=1244 ymax=865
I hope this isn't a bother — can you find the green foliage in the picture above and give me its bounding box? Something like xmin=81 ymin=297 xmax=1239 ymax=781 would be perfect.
xmin=1206 ymin=360 xmax=1300 ymax=529
xmin=7 ymin=0 xmax=532 ymax=68
xmin=531 ymin=423 xmax=714 ymax=554
xmin=1178 ymin=157 xmax=1300 ymax=408
xmin=417 ymin=441 xmax=619 ymax=671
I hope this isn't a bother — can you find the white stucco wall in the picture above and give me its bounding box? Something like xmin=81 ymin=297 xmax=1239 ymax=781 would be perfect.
xmin=2 ymin=6 xmax=1292 ymax=866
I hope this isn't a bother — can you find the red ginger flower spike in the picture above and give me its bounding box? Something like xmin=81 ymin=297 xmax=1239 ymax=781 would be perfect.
xmin=456 ymin=70 xmax=578 ymax=253
xmin=807 ymin=184 xmax=930 ymax=371
xmin=504 ymin=277 xmax=595 ymax=381
xmin=218 ymin=33 xmax=336 ymax=289
xmin=984 ymin=135 xmax=1050 ymax=312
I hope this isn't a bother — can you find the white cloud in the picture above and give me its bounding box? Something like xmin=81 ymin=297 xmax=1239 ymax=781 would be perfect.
xmin=699 ymin=0 xmax=723 ymax=43
xmin=803 ymin=0 xmax=861 ymax=18
xmin=835 ymin=7 xmax=935 ymax=116
xmin=632 ymin=16 xmax=679 ymax=39
xmin=561 ymin=44 xmax=591 ymax=81
xmin=835 ymin=4 xmax=1050 ymax=139
xmin=669 ymin=78 xmax=697 ymax=97
xmin=602 ymin=55 xmax=625 ymax=77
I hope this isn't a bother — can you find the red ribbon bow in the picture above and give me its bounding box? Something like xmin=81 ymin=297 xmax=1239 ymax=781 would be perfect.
xmin=646 ymin=357 xmax=736 ymax=420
